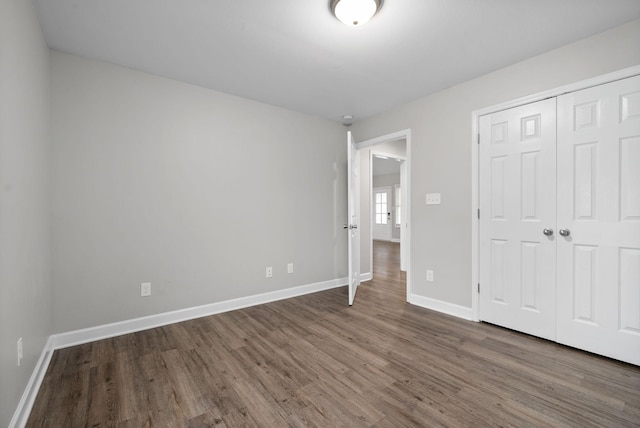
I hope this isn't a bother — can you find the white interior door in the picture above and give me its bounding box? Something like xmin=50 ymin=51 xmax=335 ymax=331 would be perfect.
xmin=372 ymin=187 xmax=392 ymax=241
xmin=479 ymin=98 xmax=558 ymax=340
xmin=556 ymin=75 xmax=640 ymax=365
xmin=347 ymin=131 xmax=361 ymax=306
xmin=400 ymin=161 xmax=408 ymax=271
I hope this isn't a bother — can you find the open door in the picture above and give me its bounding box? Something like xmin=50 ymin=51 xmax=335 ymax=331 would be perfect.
xmin=400 ymin=160 xmax=407 ymax=271
xmin=347 ymin=131 xmax=361 ymax=305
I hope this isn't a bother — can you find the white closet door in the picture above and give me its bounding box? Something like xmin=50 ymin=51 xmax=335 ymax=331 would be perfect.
xmin=557 ymin=75 xmax=640 ymax=365
xmin=479 ymin=98 xmax=557 ymax=340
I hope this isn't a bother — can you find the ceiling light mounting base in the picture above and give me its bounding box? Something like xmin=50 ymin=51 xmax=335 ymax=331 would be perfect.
xmin=330 ymin=0 xmax=383 ymax=27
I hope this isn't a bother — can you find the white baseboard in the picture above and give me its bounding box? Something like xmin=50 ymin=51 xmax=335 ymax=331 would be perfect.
xmin=391 ymin=238 xmax=400 ymax=243
xmin=51 ymin=277 xmax=347 ymax=350
xmin=407 ymin=293 xmax=474 ymax=321
xmin=360 ymin=272 xmax=372 ymax=282
xmin=10 ymin=278 xmax=346 ymax=426
xmin=9 ymin=337 xmax=55 ymax=428
xmin=11 ymin=277 xmax=347 ymax=426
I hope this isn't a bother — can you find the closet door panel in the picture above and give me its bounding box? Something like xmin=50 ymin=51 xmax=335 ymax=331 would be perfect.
xmin=479 ymin=98 xmax=557 ymax=340
xmin=557 ymin=75 xmax=640 ymax=366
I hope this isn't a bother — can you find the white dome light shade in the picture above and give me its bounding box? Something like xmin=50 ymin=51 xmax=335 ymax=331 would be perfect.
xmin=331 ymin=0 xmax=382 ymax=27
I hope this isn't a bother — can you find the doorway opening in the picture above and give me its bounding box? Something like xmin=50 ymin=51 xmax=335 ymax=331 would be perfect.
xmin=355 ymin=129 xmax=411 ymax=302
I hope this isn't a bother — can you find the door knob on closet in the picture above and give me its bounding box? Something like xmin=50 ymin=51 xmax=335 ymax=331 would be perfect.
xmin=559 ymin=228 xmax=571 ymax=237
xmin=543 ymin=228 xmax=554 ymax=236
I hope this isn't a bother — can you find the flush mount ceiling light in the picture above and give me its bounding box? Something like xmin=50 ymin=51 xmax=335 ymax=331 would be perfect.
xmin=331 ymin=0 xmax=383 ymax=27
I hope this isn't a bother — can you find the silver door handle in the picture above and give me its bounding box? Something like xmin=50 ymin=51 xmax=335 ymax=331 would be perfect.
xmin=343 ymin=224 xmax=358 ymax=230
xmin=543 ymin=228 xmax=554 ymax=236
xmin=559 ymin=228 xmax=571 ymax=237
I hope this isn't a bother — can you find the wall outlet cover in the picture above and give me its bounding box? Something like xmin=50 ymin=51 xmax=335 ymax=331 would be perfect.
xmin=17 ymin=337 xmax=23 ymax=366
xmin=426 ymin=193 xmax=441 ymax=205
xmin=141 ymin=282 xmax=151 ymax=297
xmin=426 ymin=270 xmax=434 ymax=282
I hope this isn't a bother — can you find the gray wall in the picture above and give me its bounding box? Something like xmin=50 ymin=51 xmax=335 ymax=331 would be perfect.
xmin=373 ymin=173 xmax=401 ymax=241
xmin=0 ymin=0 xmax=52 ymax=425
xmin=51 ymin=51 xmax=348 ymax=333
xmin=3 ymin=13 xmax=640 ymax=425
xmin=352 ymin=19 xmax=640 ymax=308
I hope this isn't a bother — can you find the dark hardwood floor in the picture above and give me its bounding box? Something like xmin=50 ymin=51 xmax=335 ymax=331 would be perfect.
xmin=28 ymin=241 xmax=640 ymax=427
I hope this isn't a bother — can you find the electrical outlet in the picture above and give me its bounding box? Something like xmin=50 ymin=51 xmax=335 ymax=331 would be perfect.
xmin=266 ymin=267 xmax=273 ymax=278
xmin=17 ymin=337 xmax=23 ymax=367
xmin=287 ymin=263 xmax=294 ymax=274
xmin=426 ymin=270 xmax=434 ymax=282
xmin=426 ymin=193 xmax=441 ymax=205
xmin=141 ymin=282 xmax=151 ymax=297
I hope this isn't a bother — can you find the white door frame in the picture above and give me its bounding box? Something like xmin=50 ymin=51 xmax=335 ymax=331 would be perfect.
xmin=471 ymin=65 xmax=640 ymax=322
xmin=357 ymin=129 xmax=412 ymax=300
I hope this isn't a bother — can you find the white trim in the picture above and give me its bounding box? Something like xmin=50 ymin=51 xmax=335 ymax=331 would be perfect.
xmin=357 ymin=129 xmax=412 ymax=300
xmin=9 ymin=337 xmax=55 ymax=428
xmin=471 ymin=109 xmax=480 ymax=321
xmin=394 ymin=184 xmax=401 ymax=228
xmin=408 ymin=293 xmax=474 ymax=321
xmin=371 ymin=150 xmax=407 ymax=162
xmin=390 ymin=238 xmax=400 ymax=243
xmin=10 ymin=278 xmax=348 ymax=425
xmin=471 ymin=65 xmax=640 ymax=322
xmin=369 ymin=152 xmax=380 ymax=275
xmin=360 ymin=272 xmax=373 ymax=282
xmin=474 ymin=65 xmax=640 ymax=118
xmin=357 ymin=129 xmax=409 ymax=149
xmin=51 ymin=277 xmax=346 ymax=349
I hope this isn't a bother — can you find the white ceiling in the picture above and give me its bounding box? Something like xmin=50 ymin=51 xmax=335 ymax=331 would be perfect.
xmin=34 ymin=0 xmax=640 ymax=122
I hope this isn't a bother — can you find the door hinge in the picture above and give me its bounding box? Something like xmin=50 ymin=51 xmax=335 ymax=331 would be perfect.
xmin=477 ymin=134 xmax=480 ymax=144
xmin=477 ymin=208 xmax=480 ymax=219
xmin=477 ymin=283 xmax=480 ymax=293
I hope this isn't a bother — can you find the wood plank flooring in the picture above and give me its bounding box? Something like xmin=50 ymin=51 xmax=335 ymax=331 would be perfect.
xmin=28 ymin=241 xmax=640 ymax=427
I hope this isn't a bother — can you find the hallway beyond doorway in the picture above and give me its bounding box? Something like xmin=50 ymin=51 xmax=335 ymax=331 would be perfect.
xmin=370 ymin=240 xmax=406 ymax=301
